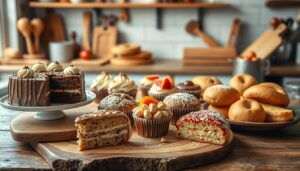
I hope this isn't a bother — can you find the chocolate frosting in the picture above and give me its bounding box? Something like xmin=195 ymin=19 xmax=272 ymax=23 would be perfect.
xmin=176 ymin=81 xmax=201 ymax=90
xmin=8 ymin=74 xmax=50 ymax=106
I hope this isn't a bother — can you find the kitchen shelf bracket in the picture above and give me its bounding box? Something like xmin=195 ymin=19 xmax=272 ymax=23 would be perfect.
xmin=197 ymin=8 xmax=204 ymax=31
xmin=156 ymin=8 xmax=162 ymax=29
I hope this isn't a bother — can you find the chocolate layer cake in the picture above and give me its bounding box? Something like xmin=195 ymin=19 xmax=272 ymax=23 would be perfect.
xmin=49 ymin=72 xmax=86 ymax=103
xmin=8 ymin=63 xmax=86 ymax=106
xmin=8 ymin=72 xmax=50 ymax=106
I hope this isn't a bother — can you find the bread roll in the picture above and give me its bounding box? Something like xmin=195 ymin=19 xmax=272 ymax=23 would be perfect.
xmin=229 ymin=74 xmax=257 ymax=94
xmin=261 ymin=103 xmax=294 ymax=122
xmin=203 ymin=85 xmax=240 ymax=107
xmin=243 ymin=82 xmax=290 ymax=107
xmin=229 ymin=99 xmax=266 ymax=122
xmin=192 ymin=76 xmax=222 ymax=91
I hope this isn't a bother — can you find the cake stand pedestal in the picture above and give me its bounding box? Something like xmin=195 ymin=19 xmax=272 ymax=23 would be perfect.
xmin=0 ymin=90 xmax=96 ymax=142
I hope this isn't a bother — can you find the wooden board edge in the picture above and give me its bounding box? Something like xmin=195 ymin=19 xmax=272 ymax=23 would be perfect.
xmin=31 ymin=132 xmax=234 ymax=170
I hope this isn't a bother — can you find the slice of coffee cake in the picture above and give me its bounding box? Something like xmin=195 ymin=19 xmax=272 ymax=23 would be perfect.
xmin=75 ymin=110 xmax=132 ymax=151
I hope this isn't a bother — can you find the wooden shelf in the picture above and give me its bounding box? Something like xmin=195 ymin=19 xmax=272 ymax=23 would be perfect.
xmin=266 ymin=0 xmax=300 ymax=7
xmin=1 ymin=59 xmax=300 ymax=76
xmin=29 ymin=2 xmax=231 ymax=9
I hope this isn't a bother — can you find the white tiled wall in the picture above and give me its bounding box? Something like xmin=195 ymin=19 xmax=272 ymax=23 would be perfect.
xmin=37 ymin=0 xmax=299 ymax=59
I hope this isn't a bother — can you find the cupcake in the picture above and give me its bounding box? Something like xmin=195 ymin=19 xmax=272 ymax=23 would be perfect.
xmin=132 ymin=96 xmax=172 ymax=138
xmin=140 ymin=75 xmax=160 ymax=97
xmin=98 ymin=93 xmax=137 ymax=125
xmin=90 ymin=72 xmax=113 ymax=103
xmin=163 ymin=93 xmax=201 ymax=125
xmin=108 ymin=73 xmax=138 ymax=99
xmin=148 ymin=76 xmax=176 ymax=101
xmin=176 ymin=81 xmax=201 ymax=99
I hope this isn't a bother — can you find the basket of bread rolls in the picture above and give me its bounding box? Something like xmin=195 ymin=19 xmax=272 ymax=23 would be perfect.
xmin=203 ymin=73 xmax=300 ymax=131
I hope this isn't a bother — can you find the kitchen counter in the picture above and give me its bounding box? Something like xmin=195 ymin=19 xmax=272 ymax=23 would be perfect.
xmin=1 ymin=105 xmax=300 ymax=170
xmin=1 ymin=59 xmax=300 ymax=76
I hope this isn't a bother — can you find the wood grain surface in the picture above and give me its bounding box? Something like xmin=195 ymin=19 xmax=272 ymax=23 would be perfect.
xmin=32 ymin=127 xmax=233 ymax=171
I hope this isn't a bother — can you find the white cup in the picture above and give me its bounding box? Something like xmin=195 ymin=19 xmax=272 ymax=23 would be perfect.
xmin=49 ymin=41 xmax=74 ymax=62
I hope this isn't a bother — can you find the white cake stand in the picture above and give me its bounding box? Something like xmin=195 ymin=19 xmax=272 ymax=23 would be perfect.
xmin=0 ymin=90 xmax=96 ymax=120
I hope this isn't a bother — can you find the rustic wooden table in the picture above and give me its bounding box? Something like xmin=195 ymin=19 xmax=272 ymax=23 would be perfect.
xmin=1 ymin=105 xmax=300 ymax=171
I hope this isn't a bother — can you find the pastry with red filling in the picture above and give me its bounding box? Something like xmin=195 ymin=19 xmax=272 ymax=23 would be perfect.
xmin=176 ymin=110 xmax=230 ymax=145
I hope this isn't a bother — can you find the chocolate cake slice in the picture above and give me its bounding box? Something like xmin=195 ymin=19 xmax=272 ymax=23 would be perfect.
xmin=48 ymin=72 xmax=86 ymax=103
xmin=8 ymin=67 xmax=50 ymax=106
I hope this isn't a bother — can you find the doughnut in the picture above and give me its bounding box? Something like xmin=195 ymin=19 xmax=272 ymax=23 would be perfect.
xmin=243 ymin=82 xmax=290 ymax=107
xmin=192 ymin=76 xmax=222 ymax=92
xmin=229 ymin=74 xmax=257 ymax=94
xmin=203 ymin=85 xmax=240 ymax=107
xmin=228 ymin=99 xmax=266 ymax=122
xmin=208 ymin=105 xmax=229 ymax=118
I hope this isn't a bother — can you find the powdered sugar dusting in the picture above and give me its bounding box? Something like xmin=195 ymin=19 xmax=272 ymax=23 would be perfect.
xmin=163 ymin=93 xmax=200 ymax=108
xmin=177 ymin=110 xmax=230 ymax=134
xmin=99 ymin=93 xmax=136 ymax=111
xmin=209 ymin=84 xmax=232 ymax=90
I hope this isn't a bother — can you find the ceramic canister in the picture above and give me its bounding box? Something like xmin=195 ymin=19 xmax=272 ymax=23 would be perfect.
xmin=49 ymin=41 xmax=74 ymax=62
xmin=233 ymin=58 xmax=270 ymax=82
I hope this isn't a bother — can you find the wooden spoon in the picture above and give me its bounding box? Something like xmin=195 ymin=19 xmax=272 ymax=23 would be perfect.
xmin=119 ymin=0 xmax=129 ymax=23
xmin=186 ymin=20 xmax=220 ymax=47
xmin=31 ymin=18 xmax=44 ymax=54
xmin=17 ymin=17 xmax=34 ymax=54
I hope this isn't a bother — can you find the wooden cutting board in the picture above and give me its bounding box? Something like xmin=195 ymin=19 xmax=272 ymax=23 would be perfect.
xmin=31 ymin=127 xmax=233 ymax=171
xmin=184 ymin=58 xmax=232 ymax=66
xmin=241 ymin=23 xmax=287 ymax=59
xmin=71 ymin=58 xmax=110 ymax=66
xmin=92 ymin=26 xmax=117 ymax=59
xmin=42 ymin=10 xmax=66 ymax=57
xmin=10 ymin=103 xmax=97 ymax=142
xmin=184 ymin=47 xmax=237 ymax=59
xmin=110 ymin=57 xmax=154 ymax=66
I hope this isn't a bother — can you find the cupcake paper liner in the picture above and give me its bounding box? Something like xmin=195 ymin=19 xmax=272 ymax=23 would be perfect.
xmin=92 ymin=89 xmax=109 ymax=103
xmin=177 ymin=89 xmax=201 ymax=99
xmin=133 ymin=115 xmax=172 ymax=138
xmin=148 ymin=91 xmax=174 ymax=101
xmin=170 ymin=107 xmax=200 ymax=125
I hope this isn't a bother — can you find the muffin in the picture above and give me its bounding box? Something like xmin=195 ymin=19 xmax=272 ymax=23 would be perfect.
xmin=98 ymin=93 xmax=137 ymax=125
xmin=163 ymin=93 xmax=201 ymax=125
xmin=90 ymin=72 xmax=113 ymax=103
xmin=140 ymin=75 xmax=160 ymax=97
xmin=108 ymin=73 xmax=138 ymax=99
xmin=148 ymin=76 xmax=176 ymax=101
xmin=176 ymin=81 xmax=201 ymax=99
xmin=132 ymin=96 xmax=172 ymax=138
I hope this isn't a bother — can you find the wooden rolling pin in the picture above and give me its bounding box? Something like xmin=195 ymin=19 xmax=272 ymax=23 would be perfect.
xmin=31 ymin=18 xmax=44 ymax=54
xmin=17 ymin=17 xmax=34 ymax=54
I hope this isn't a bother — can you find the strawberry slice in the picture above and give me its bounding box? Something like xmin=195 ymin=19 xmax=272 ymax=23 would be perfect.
xmin=146 ymin=75 xmax=159 ymax=80
xmin=161 ymin=77 xmax=173 ymax=89
xmin=139 ymin=96 xmax=158 ymax=108
xmin=165 ymin=76 xmax=174 ymax=87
